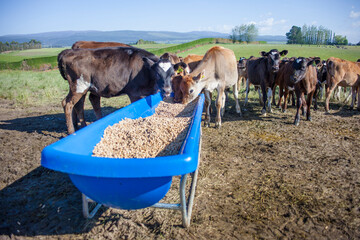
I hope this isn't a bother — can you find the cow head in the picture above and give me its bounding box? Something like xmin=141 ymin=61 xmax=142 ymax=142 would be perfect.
xmin=143 ymin=57 xmax=174 ymax=98
xmin=317 ymin=60 xmax=327 ymax=83
xmin=174 ymin=62 xmax=189 ymax=76
xmin=260 ymin=49 xmax=288 ymax=73
xmin=180 ymin=70 xmax=205 ymax=104
xmin=290 ymin=57 xmax=317 ymax=84
xmin=238 ymin=57 xmax=247 ymax=70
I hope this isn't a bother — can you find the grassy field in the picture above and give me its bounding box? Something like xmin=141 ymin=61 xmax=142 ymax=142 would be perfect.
xmin=178 ymin=44 xmax=360 ymax=62
xmin=0 ymin=42 xmax=359 ymax=107
xmin=0 ymin=48 xmax=67 ymax=63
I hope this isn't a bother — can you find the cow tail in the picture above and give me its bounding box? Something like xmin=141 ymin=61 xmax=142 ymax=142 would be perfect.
xmin=57 ymin=49 xmax=71 ymax=81
xmin=327 ymin=60 xmax=335 ymax=78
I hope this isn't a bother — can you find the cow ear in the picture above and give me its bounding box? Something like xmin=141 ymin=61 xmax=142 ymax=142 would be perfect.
xmin=307 ymin=60 xmax=316 ymax=67
xmin=314 ymin=59 xmax=321 ymax=65
xmin=280 ymin=50 xmax=288 ymax=57
xmin=143 ymin=57 xmax=155 ymax=68
xmin=260 ymin=51 xmax=267 ymax=57
xmin=193 ymin=70 xmax=204 ymax=83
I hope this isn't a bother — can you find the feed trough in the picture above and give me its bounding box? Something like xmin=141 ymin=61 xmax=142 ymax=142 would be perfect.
xmin=41 ymin=92 xmax=205 ymax=227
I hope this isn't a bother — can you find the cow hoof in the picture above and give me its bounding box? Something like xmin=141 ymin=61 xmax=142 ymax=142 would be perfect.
xmin=204 ymin=121 xmax=210 ymax=127
xmin=261 ymin=109 xmax=266 ymax=115
xmin=294 ymin=120 xmax=300 ymax=126
xmin=215 ymin=123 xmax=221 ymax=129
xmin=307 ymin=116 xmax=312 ymax=121
xmin=282 ymin=109 xmax=286 ymax=113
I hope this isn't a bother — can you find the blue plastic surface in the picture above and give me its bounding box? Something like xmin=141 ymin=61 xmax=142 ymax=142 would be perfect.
xmin=41 ymin=92 xmax=205 ymax=209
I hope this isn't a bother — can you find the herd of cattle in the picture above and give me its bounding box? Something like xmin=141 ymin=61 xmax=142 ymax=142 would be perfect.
xmin=57 ymin=41 xmax=360 ymax=134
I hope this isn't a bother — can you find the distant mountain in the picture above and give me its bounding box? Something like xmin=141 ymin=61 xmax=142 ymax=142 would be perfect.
xmin=256 ymin=35 xmax=287 ymax=43
xmin=0 ymin=30 xmax=286 ymax=47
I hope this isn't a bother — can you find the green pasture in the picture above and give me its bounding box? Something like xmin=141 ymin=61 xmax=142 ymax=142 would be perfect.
xmin=178 ymin=44 xmax=360 ymax=62
xmin=0 ymin=41 xmax=359 ymax=108
xmin=0 ymin=48 xmax=66 ymax=62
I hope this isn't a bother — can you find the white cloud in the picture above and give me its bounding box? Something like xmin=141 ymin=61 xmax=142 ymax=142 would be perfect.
xmin=197 ymin=24 xmax=234 ymax=34
xmin=352 ymin=21 xmax=360 ymax=27
xmin=249 ymin=18 xmax=288 ymax=35
xmin=350 ymin=10 xmax=360 ymax=18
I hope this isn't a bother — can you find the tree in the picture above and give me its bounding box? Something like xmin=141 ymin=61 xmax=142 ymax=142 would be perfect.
xmin=244 ymin=24 xmax=258 ymax=43
xmin=229 ymin=24 xmax=258 ymax=43
xmin=334 ymin=35 xmax=348 ymax=45
xmin=286 ymin=26 xmax=302 ymax=44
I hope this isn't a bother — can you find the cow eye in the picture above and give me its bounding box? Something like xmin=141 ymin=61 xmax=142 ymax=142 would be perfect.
xmin=190 ymin=89 xmax=194 ymax=94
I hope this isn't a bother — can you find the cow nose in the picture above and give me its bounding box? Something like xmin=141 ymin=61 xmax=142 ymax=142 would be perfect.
xmin=272 ymin=66 xmax=279 ymax=71
xmin=162 ymin=87 xmax=172 ymax=98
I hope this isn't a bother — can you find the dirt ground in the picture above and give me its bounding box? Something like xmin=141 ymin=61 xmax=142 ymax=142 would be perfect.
xmin=0 ymin=96 xmax=359 ymax=240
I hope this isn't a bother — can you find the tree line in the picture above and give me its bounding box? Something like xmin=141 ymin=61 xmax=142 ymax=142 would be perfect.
xmin=286 ymin=25 xmax=348 ymax=45
xmin=0 ymin=39 xmax=41 ymax=53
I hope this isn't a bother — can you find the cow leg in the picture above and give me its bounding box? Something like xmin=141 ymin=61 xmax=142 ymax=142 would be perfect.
xmin=282 ymin=88 xmax=289 ymax=113
xmin=272 ymin=84 xmax=277 ymax=105
xmin=257 ymin=87 xmax=264 ymax=105
xmin=267 ymin=88 xmax=273 ymax=113
xmin=325 ymin=83 xmax=337 ymax=113
xmin=277 ymin=83 xmax=283 ymax=108
xmin=215 ymin=88 xmax=225 ymax=128
xmin=204 ymin=90 xmax=211 ymax=127
xmin=294 ymin=90 xmax=302 ymax=126
xmin=63 ymin=92 xmax=87 ymax=134
xmin=301 ymin=94 xmax=307 ymax=116
xmin=232 ymin=84 xmax=242 ymax=116
xmin=89 ymin=93 xmax=102 ymax=119
xmin=345 ymin=87 xmax=353 ymax=105
xmin=221 ymin=90 xmax=226 ymax=117
xmin=306 ymin=91 xmax=315 ymax=121
xmin=357 ymin=87 xmax=360 ymax=111
xmin=244 ymin=78 xmax=250 ymax=106
xmin=313 ymin=84 xmax=320 ymax=111
xmin=74 ymin=94 xmax=87 ymax=129
xmin=260 ymin=83 xmax=267 ymax=115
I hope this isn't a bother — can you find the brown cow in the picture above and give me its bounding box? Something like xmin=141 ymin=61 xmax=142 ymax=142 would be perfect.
xmin=58 ymin=47 xmax=174 ymax=134
xmin=246 ymin=49 xmax=288 ymax=115
xmin=237 ymin=57 xmax=248 ymax=90
xmin=71 ymin=41 xmax=130 ymax=49
xmin=160 ymin=52 xmax=182 ymax=65
xmin=325 ymin=57 xmax=360 ymax=112
xmin=172 ymin=55 xmax=204 ymax=103
xmin=180 ymin=46 xmax=241 ymax=128
xmin=285 ymin=57 xmax=318 ymax=125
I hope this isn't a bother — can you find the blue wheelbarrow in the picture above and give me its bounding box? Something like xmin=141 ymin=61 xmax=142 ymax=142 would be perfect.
xmin=41 ymin=92 xmax=205 ymax=227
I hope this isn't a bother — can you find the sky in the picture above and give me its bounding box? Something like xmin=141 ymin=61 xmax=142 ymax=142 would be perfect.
xmin=0 ymin=0 xmax=359 ymax=43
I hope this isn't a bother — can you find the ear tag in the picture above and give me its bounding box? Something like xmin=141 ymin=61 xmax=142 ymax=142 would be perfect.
xmin=201 ymin=75 xmax=205 ymax=79
xmin=177 ymin=67 xmax=183 ymax=74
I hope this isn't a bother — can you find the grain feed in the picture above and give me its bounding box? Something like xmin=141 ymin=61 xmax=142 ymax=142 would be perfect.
xmin=92 ymin=97 xmax=198 ymax=158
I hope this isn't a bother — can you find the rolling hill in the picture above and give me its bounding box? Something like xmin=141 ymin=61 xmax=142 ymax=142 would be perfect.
xmin=0 ymin=30 xmax=287 ymax=47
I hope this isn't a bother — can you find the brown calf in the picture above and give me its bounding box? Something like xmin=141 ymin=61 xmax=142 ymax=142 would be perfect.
xmin=287 ymin=57 xmax=318 ymax=125
xmin=180 ymin=46 xmax=241 ymax=128
xmin=325 ymin=57 xmax=360 ymax=112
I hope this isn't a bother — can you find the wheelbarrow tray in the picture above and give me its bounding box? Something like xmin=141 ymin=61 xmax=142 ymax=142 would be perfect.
xmin=41 ymin=92 xmax=204 ymax=225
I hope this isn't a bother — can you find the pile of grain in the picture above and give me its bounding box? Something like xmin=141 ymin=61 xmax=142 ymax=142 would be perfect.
xmin=92 ymin=98 xmax=198 ymax=158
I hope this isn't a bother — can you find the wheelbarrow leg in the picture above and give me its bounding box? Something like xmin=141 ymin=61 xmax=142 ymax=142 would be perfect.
xmin=180 ymin=167 xmax=199 ymax=228
xmin=82 ymin=194 xmax=102 ymax=218
xmin=180 ymin=132 xmax=201 ymax=228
